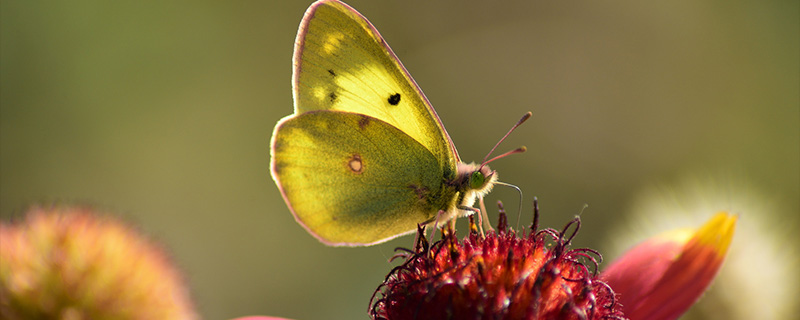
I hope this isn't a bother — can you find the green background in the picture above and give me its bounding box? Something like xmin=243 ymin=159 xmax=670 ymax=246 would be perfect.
xmin=2 ymin=0 xmax=797 ymax=319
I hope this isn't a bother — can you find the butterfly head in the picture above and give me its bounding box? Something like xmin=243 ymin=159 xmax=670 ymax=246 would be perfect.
xmin=457 ymin=162 xmax=498 ymax=196
xmin=469 ymin=171 xmax=486 ymax=190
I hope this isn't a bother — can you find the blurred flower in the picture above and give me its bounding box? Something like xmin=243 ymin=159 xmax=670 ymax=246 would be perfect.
xmin=601 ymin=212 xmax=737 ymax=320
xmin=0 ymin=205 xmax=197 ymax=320
xmin=370 ymin=201 xmax=625 ymax=320
xmin=610 ymin=176 xmax=799 ymax=319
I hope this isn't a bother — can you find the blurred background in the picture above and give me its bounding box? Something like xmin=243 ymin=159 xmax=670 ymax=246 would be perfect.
xmin=2 ymin=0 xmax=797 ymax=319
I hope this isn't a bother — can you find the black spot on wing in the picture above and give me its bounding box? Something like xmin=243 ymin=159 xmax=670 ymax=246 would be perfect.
xmin=329 ymin=91 xmax=338 ymax=103
xmin=388 ymin=93 xmax=401 ymax=106
xmin=328 ymin=69 xmax=336 ymax=77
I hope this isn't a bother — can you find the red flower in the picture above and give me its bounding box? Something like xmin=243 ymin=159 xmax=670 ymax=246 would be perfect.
xmin=601 ymin=212 xmax=737 ymax=320
xmin=370 ymin=200 xmax=624 ymax=320
xmin=369 ymin=201 xmax=736 ymax=320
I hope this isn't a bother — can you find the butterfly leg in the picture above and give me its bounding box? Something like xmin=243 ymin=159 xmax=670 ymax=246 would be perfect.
xmin=478 ymin=196 xmax=495 ymax=234
xmin=457 ymin=205 xmax=485 ymax=236
xmin=427 ymin=210 xmax=448 ymax=242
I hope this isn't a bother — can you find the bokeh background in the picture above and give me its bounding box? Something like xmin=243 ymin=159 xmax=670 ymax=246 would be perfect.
xmin=2 ymin=0 xmax=798 ymax=319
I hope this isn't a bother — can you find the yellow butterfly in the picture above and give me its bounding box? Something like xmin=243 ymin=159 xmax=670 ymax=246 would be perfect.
xmin=271 ymin=0 xmax=527 ymax=246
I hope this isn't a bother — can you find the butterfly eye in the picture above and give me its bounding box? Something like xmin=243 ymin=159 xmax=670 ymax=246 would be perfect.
xmin=469 ymin=171 xmax=485 ymax=190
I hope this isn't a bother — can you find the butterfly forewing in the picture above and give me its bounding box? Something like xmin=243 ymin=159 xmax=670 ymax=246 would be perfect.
xmin=292 ymin=0 xmax=458 ymax=172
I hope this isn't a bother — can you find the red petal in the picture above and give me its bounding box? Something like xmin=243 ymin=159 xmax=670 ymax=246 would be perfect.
xmin=601 ymin=212 xmax=737 ymax=320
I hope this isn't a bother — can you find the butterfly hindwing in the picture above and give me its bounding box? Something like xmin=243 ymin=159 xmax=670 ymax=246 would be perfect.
xmin=271 ymin=110 xmax=457 ymax=246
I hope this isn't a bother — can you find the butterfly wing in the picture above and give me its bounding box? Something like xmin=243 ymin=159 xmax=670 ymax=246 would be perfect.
xmin=271 ymin=111 xmax=456 ymax=246
xmin=292 ymin=0 xmax=460 ymax=172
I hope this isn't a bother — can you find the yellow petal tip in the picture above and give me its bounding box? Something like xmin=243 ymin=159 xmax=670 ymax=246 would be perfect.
xmin=693 ymin=211 xmax=737 ymax=258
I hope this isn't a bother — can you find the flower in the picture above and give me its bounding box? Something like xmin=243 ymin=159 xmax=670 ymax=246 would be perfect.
xmin=0 ymin=205 xmax=198 ymax=320
xmin=611 ymin=176 xmax=796 ymax=319
xmin=601 ymin=212 xmax=737 ymax=320
xmin=369 ymin=200 xmax=737 ymax=320
xmin=370 ymin=200 xmax=625 ymax=320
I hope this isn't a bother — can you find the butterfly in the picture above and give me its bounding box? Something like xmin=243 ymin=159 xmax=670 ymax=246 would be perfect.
xmin=270 ymin=0 xmax=528 ymax=246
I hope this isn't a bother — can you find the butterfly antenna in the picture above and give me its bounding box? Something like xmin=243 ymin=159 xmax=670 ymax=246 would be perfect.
xmin=480 ymin=112 xmax=532 ymax=170
xmin=494 ymin=181 xmax=523 ymax=229
xmin=483 ymin=147 xmax=527 ymax=168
